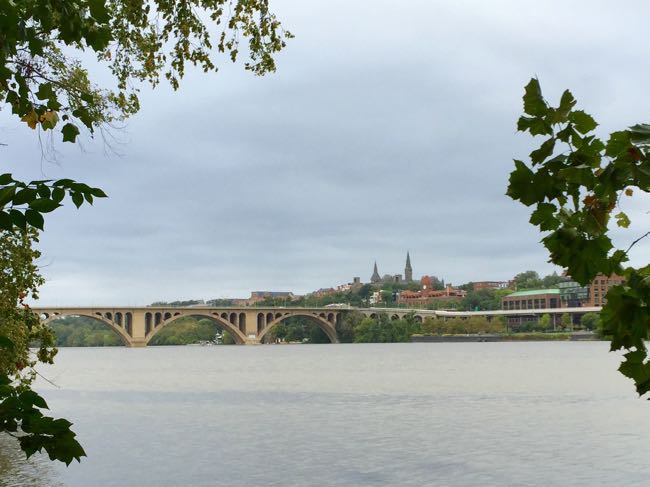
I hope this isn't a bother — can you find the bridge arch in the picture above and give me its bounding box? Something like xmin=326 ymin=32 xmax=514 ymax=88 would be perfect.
xmin=257 ymin=312 xmax=339 ymax=344
xmin=42 ymin=312 xmax=131 ymax=346
xmin=145 ymin=312 xmax=247 ymax=345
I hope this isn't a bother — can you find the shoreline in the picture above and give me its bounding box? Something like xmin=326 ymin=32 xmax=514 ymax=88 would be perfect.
xmin=411 ymin=332 xmax=599 ymax=342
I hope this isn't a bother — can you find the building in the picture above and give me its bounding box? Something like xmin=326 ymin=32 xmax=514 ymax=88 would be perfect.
xmin=501 ymin=289 xmax=561 ymax=311
xmin=371 ymin=261 xmax=381 ymax=283
xmin=369 ymin=253 xmax=414 ymax=284
xmin=397 ymin=285 xmax=466 ymax=307
xmin=588 ymin=274 xmax=624 ymax=306
xmin=473 ymin=281 xmax=511 ymax=291
xmin=559 ymin=273 xmax=625 ymax=307
xmin=404 ymin=252 xmax=413 ymax=282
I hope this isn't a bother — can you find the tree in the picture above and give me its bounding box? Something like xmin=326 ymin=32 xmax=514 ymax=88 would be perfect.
xmin=1 ymin=0 xmax=292 ymax=463
xmin=508 ymin=78 xmax=650 ymax=397
xmin=539 ymin=314 xmax=552 ymax=332
xmin=580 ymin=312 xmax=601 ymax=332
xmin=336 ymin=311 xmax=363 ymax=343
xmin=461 ymin=288 xmax=502 ymax=311
xmin=542 ymin=272 xmax=563 ymax=288
xmin=0 ymin=229 xmax=85 ymax=464
xmin=513 ymin=271 xmax=543 ymax=290
xmin=560 ymin=313 xmax=572 ymax=332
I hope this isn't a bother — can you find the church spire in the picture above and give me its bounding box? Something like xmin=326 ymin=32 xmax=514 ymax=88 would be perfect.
xmin=371 ymin=261 xmax=381 ymax=283
xmin=405 ymin=251 xmax=413 ymax=282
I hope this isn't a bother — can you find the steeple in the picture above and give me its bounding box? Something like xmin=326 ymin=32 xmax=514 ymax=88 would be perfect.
xmin=405 ymin=252 xmax=413 ymax=282
xmin=371 ymin=261 xmax=381 ymax=283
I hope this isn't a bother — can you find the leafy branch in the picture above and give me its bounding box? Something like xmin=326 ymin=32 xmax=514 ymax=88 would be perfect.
xmin=508 ymin=79 xmax=650 ymax=397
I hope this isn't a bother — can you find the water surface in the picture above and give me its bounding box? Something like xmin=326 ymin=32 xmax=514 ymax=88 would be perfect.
xmin=2 ymin=343 xmax=648 ymax=486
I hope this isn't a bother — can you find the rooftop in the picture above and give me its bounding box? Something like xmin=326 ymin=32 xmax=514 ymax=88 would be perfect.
xmin=505 ymin=288 xmax=560 ymax=297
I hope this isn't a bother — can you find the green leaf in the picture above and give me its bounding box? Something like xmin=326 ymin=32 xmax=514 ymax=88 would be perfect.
xmin=71 ymin=192 xmax=84 ymax=208
xmin=0 ymin=174 xmax=13 ymax=185
xmin=517 ymin=116 xmax=551 ymax=136
xmin=28 ymin=198 xmax=60 ymax=213
xmin=0 ymin=186 xmax=16 ymax=206
xmin=89 ymin=187 xmax=107 ymax=198
xmin=628 ymin=124 xmax=650 ymax=144
xmin=25 ymin=209 xmax=45 ymax=230
xmin=13 ymin=188 xmax=37 ymax=206
xmin=9 ymin=209 xmax=26 ymax=229
xmin=554 ymin=89 xmax=576 ymax=122
xmin=0 ymin=335 xmax=15 ymax=350
xmin=618 ymin=350 xmax=650 ymax=396
xmin=62 ymin=123 xmax=80 ymax=143
xmin=529 ymin=203 xmax=559 ymax=231
xmin=52 ymin=187 xmax=65 ymax=203
xmin=569 ymin=110 xmax=598 ymax=134
xmin=0 ymin=211 xmax=12 ymax=230
xmin=530 ymin=137 xmax=555 ymax=164
xmin=522 ymin=78 xmax=547 ymax=117
xmin=614 ymin=211 xmax=631 ymax=228
xmin=605 ymin=131 xmax=632 ymax=157
xmin=19 ymin=390 xmax=49 ymax=409
xmin=53 ymin=179 xmax=75 ymax=187
xmin=35 ymin=83 xmax=55 ymax=101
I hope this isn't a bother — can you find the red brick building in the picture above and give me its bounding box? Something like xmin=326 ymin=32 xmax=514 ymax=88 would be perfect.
xmin=398 ymin=285 xmax=466 ymax=307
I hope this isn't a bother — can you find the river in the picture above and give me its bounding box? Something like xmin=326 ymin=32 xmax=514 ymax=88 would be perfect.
xmin=1 ymin=342 xmax=649 ymax=486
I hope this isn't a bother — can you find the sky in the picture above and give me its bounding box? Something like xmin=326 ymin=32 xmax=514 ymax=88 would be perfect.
xmin=3 ymin=0 xmax=650 ymax=306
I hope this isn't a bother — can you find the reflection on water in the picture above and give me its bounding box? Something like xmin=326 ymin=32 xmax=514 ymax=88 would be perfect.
xmin=0 ymin=435 xmax=62 ymax=487
xmin=2 ymin=343 xmax=650 ymax=486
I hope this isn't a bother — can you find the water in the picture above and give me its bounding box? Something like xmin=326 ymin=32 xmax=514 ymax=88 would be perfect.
xmin=1 ymin=343 xmax=649 ymax=486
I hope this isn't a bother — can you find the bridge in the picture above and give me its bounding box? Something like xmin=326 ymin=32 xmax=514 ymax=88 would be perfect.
xmin=32 ymin=305 xmax=601 ymax=347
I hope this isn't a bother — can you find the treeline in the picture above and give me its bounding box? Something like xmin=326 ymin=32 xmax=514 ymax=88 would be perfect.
xmin=149 ymin=317 xmax=235 ymax=345
xmin=49 ymin=317 xmax=124 ymax=347
xmin=48 ymin=316 xmax=236 ymax=347
xmin=335 ymin=312 xmax=507 ymax=343
xmin=149 ymin=298 xmax=235 ymax=307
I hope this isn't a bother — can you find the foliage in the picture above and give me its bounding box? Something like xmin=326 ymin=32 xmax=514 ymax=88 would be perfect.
xmin=149 ymin=317 xmax=233 ymax=345
xmin=580 ymin=312 xmax=600 ymax=331
xmin=149 ymin=299 xmax=205 ymax=307
xmin=336 ymin=311 xmax=364 ymax=343
xmin=508 ymin=78 xmax=650 ymax=397
xmin=461 ymin=288 xmax=509 ymax=311
xmin=49 ymin=317 xmax=123 ymax=346
xmin=353 ymin=312 xmax=420 ymax=343
xmin=560 ymin=313 xmax=573 ymax=331
xmin=0 ymin=0 xmax=292 ymax=144
xmin=513 ymin=271 xmax=542 ymax=290
xmin=539 ymin=313 xmax=552 ymax=332
xmin=264 ymin=316 xmax=329 ymax=343
xmin=419 ymin=316 xmax=505 ymax=336
xmin=424 ymin=298 xmax=461 ymax=311
xmin=0 ymin=229 xmax=85 ymax=464
xmin=0 ymin=175 xmax=106 ymax=232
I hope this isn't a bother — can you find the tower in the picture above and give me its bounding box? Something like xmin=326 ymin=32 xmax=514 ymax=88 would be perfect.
xmin=405 ymin=252 xmax=413 ymax=282
xmin=371 ymin=261 xmax=381 ymax=283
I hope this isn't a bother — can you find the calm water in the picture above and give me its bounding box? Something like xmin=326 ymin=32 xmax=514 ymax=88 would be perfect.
xmin=1 ymin=343 xmax=649 ymax=486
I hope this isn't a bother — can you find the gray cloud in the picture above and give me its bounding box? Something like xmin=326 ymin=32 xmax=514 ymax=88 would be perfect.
xmin=3 ymin=0 xmax=650 ymax=305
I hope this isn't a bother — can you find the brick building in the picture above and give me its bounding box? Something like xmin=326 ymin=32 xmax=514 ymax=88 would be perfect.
xmin=398 ymin=285 xmax=466 ymax=307
xmin=559 ymin=273 xmax=624 ymax=307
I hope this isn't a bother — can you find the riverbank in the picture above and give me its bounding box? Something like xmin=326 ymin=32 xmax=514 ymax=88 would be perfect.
xmin=411 ymin=331 xmax=598 ymax=342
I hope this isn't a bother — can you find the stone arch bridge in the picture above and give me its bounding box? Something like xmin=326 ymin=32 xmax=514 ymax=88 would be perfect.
xmin=32 ymin=306 xmax=600 ymax=347
xmin=32 ymin=307 xmax=345 ymax=346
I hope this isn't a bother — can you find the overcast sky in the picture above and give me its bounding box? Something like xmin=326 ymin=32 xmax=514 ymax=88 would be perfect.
xmin=3 ymin=0 xmax=650 ymax=306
